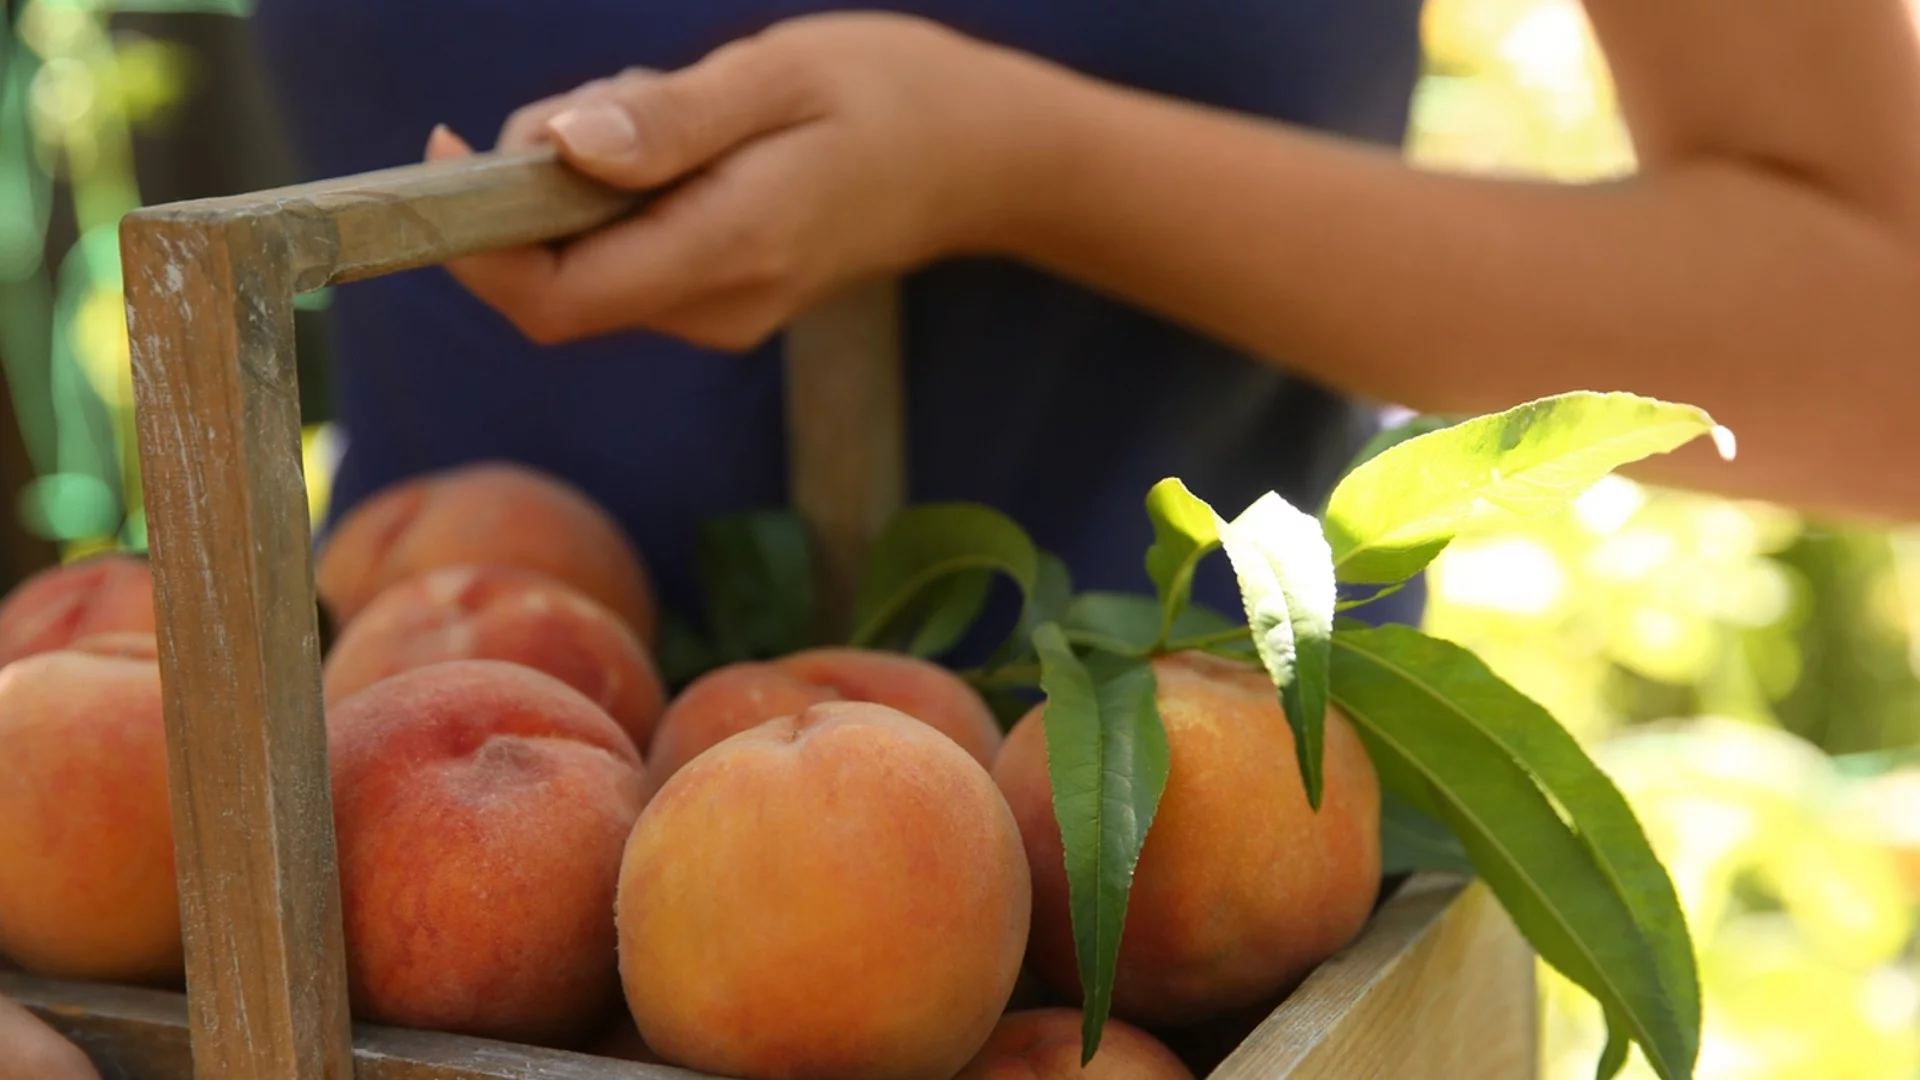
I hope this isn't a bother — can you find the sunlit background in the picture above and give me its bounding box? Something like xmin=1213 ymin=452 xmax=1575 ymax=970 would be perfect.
xmin=3 ymin=1 xmax=1917 ymax=1076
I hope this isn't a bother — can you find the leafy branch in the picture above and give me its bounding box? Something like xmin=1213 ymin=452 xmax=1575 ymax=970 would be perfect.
xmin=698 ymin=391 xmax=1724 ymax=1077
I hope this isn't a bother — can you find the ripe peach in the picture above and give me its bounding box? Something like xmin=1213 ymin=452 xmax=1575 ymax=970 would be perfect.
xmin=0 ymin=556 xmax=154 ymax=670
xmin=316 ymin=461 xmax=656 ymax=645
xmin=328 ymin=660 xmax=648 ymax=1046
xmin=618 ymin=701 xmax=1031 ymax=1080
xmin=323 ymin=565 xmax=665 ymax=751
xmin=647 ymin=647 xmax=1000 ymax=785
xmin=955 ymin=1009 xmax=1195 ymax=1080
xmin=0 ymin=634 xmax=180 ymax=984
xmin=992 ymin=651 xmax=1381 ymax=1028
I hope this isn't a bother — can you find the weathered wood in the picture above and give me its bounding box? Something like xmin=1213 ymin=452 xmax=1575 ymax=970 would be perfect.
xmin=127 ymin=146 xmax=643 ymax=292
xmin=784 ymin=278 xmax=906 ymax=641
xmin=123 ymin=214 xmax=352 ymax=1080
xmin=1209 ymin=874 xmax=1538 ymax=1080
xmin=1 ymin=973 xmax=696 ymax=1080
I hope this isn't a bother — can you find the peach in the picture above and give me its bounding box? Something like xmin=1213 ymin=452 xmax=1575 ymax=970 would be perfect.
xmin=328 ymin=660 xmax=648 ymax=1046
xmin=0 ymin=556 xmax=155 ymax=670
xmin=323 ymin=565 xmax=665 ymax=751
xmin=0 ymin=634 xmax=180 ymax=984
xmin=618 ymin=701 xmax=1031 ymax=1080
xmin=315 ymin=461 xmax=656 ymax=645
xmin=955 ymin=1009 xmax=1195 ymax=1080
xmin=992 ymin=651 xmax=1381 ymax=1028
xmin=647 ymin=647 xmax=1000 ymax=785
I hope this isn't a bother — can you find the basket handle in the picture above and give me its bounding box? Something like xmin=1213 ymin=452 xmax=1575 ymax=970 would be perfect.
xmin=120 ymin=146 xmax=901 ymax=1080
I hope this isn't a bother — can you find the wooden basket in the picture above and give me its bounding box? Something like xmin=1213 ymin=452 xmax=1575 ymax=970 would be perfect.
xmin=2 ymin=150 xmax=1540 ymax=1080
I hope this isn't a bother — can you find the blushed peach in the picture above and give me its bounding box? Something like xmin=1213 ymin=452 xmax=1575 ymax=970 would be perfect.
xmin=328 ymin=660 xmax=648 ymax=1046
xmin=955 ymin=1009 xmax=1194 ymax=1080
xmin=0 ymin=556 xmax=154 ymax=670
xmin=316 ymin=461 xmax=656 ymax=644
xmin=646 ymin=647 xmax=1000 ymax=785
xmin=618 ymin=701 xmax=1030 ymax=1080
xmin=323 ymin=565 xmax=665 ymax=751
xmin=992 ymin=651 xmax=1381 ymax=1028
xmin=0 ymin=633 xmax=179 ymax=984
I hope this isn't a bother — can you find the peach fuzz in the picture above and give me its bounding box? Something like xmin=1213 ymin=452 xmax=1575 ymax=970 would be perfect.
xmin=323 ymin=565 xmax=666 ymax=750
xmin=0 ymin=633 xmax=180 ymax=984
xmin=646 ymin=647 xmax=1000 ymax=785
xmin=992 ymin=651 xmax=1381 ymax=1028
xmin=954 ymin=1009 xmax=1195 ymax=1080
xmin=617 ymin=700 xmax=1031 ymax=1080
xmin=0 ymin=555 xmax=155 ymax=670
xmin=328 ymin=659 xmax=648 ymax=1046
xmin=315 ymin=461 xmax=656 ymax=645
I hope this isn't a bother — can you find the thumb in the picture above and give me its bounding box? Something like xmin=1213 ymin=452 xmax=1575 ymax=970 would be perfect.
xmin=544 ymin=40 xmax=820 ymax=191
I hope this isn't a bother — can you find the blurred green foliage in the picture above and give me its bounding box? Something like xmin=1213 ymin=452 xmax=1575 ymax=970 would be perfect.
xmin=1413 ymin=2 xmax=1920 ymax=1075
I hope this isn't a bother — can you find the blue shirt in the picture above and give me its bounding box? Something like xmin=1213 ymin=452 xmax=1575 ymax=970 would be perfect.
xmin=252 ymin=0 xmax=1428 ymax=638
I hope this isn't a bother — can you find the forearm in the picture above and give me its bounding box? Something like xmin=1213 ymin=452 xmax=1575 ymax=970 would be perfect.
xmin=995 ymin=75 xmax=1920 ymax=522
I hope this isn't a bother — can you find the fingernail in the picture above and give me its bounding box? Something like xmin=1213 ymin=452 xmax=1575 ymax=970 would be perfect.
xmin=550 ymin=105 xmax=637 ymax=160
xmin=425 ymin=124 xmax=471 ymax=158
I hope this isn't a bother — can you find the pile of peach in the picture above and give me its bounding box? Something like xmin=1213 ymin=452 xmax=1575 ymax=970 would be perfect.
xmin=0 ymin=462 xmax=1381 ymax=1080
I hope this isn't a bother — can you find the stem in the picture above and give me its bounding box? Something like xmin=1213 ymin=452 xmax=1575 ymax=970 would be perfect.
xmin=1163 ymin=626 xmax=1254 ymax=653
xmin=1063 ymin=629 xmax=1148 ymax=657
xmin=1336 ymin=581 xmax=1407 ymax=612
xmin=964 ymin=663 xmax=1043 ymax=690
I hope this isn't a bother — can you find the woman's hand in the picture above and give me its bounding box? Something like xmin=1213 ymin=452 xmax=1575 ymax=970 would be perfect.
xmin=428 ymin=12 xmax=1077 ymax=351
xmin=0 ymin=995 xmax=100 ymax=1080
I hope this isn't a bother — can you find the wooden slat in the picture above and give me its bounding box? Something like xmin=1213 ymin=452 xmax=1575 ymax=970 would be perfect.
xmin=1209 ymin=874 xmax=1538 ymax=1080
xmin=784 ymin=278 xmax=906 ymax=641
xmin=1 ymin=973 xmax=695 ymax=1080
xmin=123 ymin=214 xmax=352 ymax=1080
xmin=130 ymin=147 xmax=644 ymax=292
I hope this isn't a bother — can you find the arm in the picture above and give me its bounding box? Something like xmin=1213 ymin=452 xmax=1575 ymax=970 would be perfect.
xmin=434 ymin=4 xmax=1920 ymax=521
xmin=1003 ymin=0 xmax=1920 ymax=520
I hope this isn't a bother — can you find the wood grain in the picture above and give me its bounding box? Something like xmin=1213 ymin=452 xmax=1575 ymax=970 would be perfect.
xmin=784 ymin=278 xmax=905 ymax=642
xmin=130 ymin=146 xmax=644 ymax=292
xmin=1210 ymin=874 xmax=1538 ymax=1080
xmin=1 ymin=973 xmax=694 ymax=1080
xmin=122 ymin=214 xmax=353 ymax=1080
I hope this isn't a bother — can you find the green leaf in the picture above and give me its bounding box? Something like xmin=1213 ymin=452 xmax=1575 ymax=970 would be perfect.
xmin=1379 ymin=788 xmax=1473 ymax=876
xmin=1324 ymin=391 xmax=1725 ymax=585
xmin=1335 ymin=413 xmax=1460 ymax=486
xmin=984 ymin=552 xmax=1075 ymax=672
xmin=1331 ymin=625 xmax=1698 ymax=1080
xmin=1597 ymin=1019 xmax=1632 ymax=1080
xmin=1061 ymin=591 xmax=1247 ymax=656
xmin=1143 ymin=479 xmax=1222 ymax=646
xmin=696 ymin=510 xmax=816 ymax=662
xmin=850 ymin=503 xmax=1039 ymax=652
xmin=898 ymin=570 xmax=996 ymax=658
xmin=1217 ymin=493 xmax=1336 ymax=810
xmin=653 ymin=608 xmax=724 ymax=691
xmin=1033 ymin=624 xmax=1170 ymax=1066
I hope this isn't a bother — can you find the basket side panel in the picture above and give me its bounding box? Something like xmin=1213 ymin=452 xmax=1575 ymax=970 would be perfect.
xmin=1212 ymin=875 xmax=1538 ymax=1080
